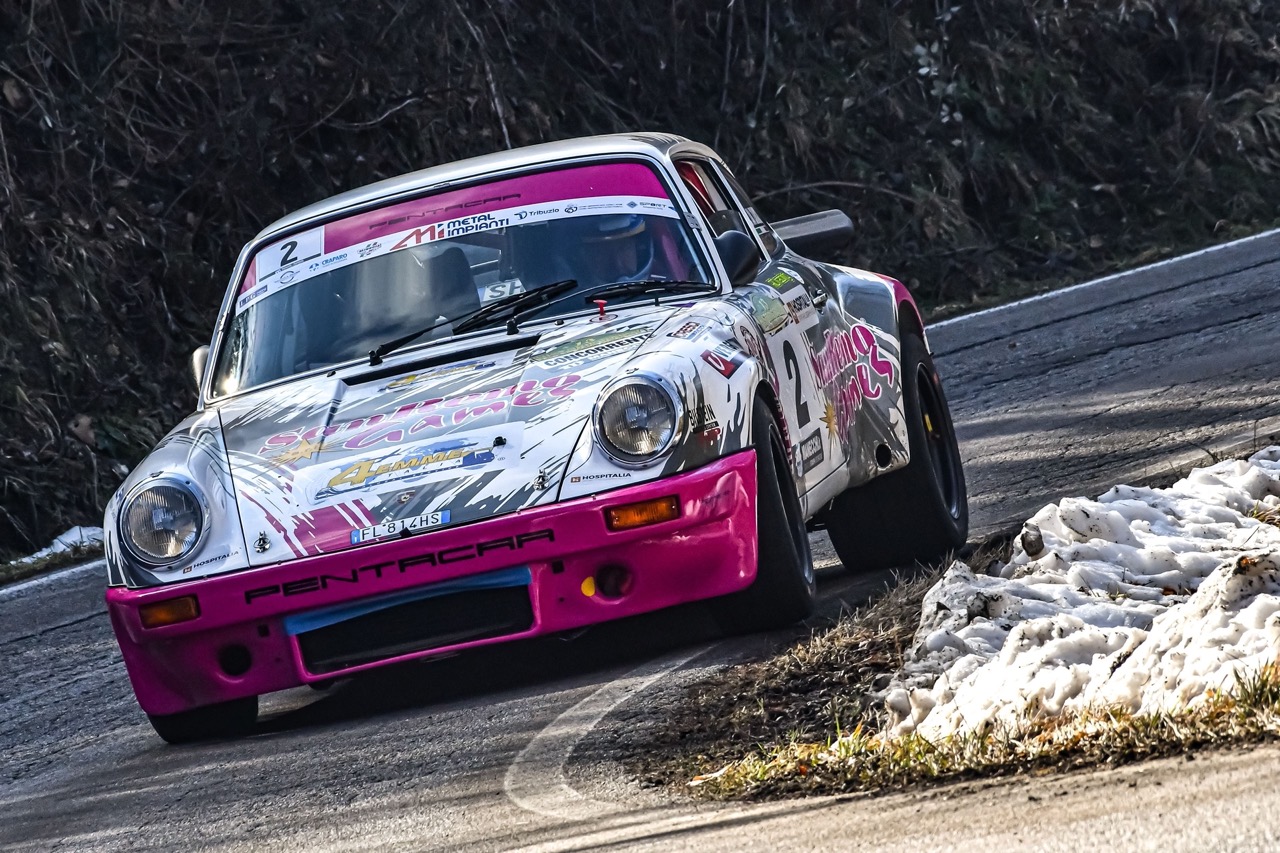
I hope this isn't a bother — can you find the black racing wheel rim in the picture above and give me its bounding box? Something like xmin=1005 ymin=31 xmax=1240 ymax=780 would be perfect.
xmin=915 ymin=363 xmax=963 ymax=520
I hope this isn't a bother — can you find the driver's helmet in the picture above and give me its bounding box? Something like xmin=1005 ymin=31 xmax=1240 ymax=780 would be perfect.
xmin=575 ymin=214 xmax=654 ymax=284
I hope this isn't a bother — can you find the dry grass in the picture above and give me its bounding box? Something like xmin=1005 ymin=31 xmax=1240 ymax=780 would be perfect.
xmin=1249 ymin=503 xmax=1280 ymax=529
xmin=621 ymin=540 xmax=1014 ymax=787
xmin=619 ymin=567 xmax=943 ymax=786
xmin=687 ymin=662 xmax=1280 ymax=799
xmin=0 ymin=542 xmax=103 ymax=587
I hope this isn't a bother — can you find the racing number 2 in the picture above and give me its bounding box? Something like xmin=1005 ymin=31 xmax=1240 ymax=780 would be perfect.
xmin=782 ymin=340 xmax=811 ymax=428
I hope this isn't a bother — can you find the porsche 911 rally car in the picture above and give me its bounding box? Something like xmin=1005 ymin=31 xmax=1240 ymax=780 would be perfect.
xmin=105 ymin=133 xmax=968 ymax=742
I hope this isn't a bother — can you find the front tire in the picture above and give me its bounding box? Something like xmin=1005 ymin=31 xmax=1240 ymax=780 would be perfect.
xmin=147 ymin=695 xmax=258 ymax=745
xmin=714 ymin=397 xmax=816 ymax=633
xmin=825 ymin=328 xmax=968 ymax=571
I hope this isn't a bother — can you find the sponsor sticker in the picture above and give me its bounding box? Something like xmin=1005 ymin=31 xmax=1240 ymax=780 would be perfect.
xmin=237 ymin=284 xmax=267 ymax=311
xmin=799 ymin=430 xmax=824 ymax=474
xmin=180 ymin=551 xmax=229 ymax=574
xmin=380 ymin=356 xmax=507 ymax=391
xmin=745 ymin=289 xmax=789 ymax=334
xmin=570 ymin=472 xmax=632 ymax=483
xmin=811 ymin=323 xmax=897 ymax=434
xmin=765 ymin=271 xmax=798 ymax=289
xmin=691 ymin=404 xmax=719 ymax=432
xmin=481 ymin=279 xmax=527 ymax=304
xmin=534 ymin=329 xmax=649 ymax=368
xmin=247 ymin=529 xmax=556 ymax=604
xmin=692 ymin=403 xmax=722 ymax=444
xmin=290 ymin=424 xmax=523 ymax=503
xmin=351 ymin=509 xmax=451 ymax=544
xmin=322 ymin=440 xmax=496 ymax=496
xmin=783 ymin=290 xmax=815 ymax=326
xmin=389 ymin=211 xmax=512 ymax=251
xmin=666 ymin=320 xmax=705 ymax=339
xmin=259 ymin=379 xmax=565 ymax=455
xmin=308 ymin=252 xmax=348 ymax=272
xmin=701 ymin=341 xmax=746 ymax=378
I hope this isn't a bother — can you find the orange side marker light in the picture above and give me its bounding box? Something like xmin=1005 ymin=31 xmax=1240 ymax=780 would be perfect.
xmin=604 ymin=495 xmax=680 ymax=531
xmin=139 ymin=595 xmax=201 ymax=629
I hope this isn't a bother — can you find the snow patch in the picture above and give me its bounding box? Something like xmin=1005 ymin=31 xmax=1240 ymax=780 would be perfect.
xmin=885 ymin=448 xmax=1280 ymax=740
xmin=14 ymin=526 xmax=104 ymax=564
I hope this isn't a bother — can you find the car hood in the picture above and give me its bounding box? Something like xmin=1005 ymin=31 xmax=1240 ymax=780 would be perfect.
xmin=216 ymin=309 xmax=677 ymax=565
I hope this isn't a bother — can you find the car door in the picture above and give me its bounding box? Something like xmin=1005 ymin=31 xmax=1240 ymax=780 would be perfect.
xmin=674 ymin=157 xmax=840 ymax=507
xmin=724 ymin=166 xmax=908 ymax=501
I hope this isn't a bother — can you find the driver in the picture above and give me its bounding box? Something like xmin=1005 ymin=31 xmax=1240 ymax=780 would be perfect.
xmin=570 ymin=214 xmax=655 ymax=287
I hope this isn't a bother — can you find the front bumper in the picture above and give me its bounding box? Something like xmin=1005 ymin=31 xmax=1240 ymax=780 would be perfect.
xmin=107 ymin=452 xmax=758 ymax=715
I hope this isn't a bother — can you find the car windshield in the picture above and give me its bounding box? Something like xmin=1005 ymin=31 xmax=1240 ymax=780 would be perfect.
xmin=210 ymin=161 xmax=713 ymax=398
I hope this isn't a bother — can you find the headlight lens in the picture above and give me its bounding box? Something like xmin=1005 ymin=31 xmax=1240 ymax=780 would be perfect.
xmin=122 ymin=480 xmax=205 ymax=565
xmin=595 ymin=375 xmax=684 ymax=465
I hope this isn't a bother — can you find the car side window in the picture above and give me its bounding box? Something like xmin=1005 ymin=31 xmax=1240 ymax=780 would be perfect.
xmin=675 ymin=160 xmax=750 ymax=238
xmin=676 ymin=159 xmax=781 ymax=260
xmin=715 ymin=167 xmax=781 ymax=257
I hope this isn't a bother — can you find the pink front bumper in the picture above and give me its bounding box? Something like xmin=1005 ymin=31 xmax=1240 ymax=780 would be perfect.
xmin=107 ymin=452 xmax=758 ymax=715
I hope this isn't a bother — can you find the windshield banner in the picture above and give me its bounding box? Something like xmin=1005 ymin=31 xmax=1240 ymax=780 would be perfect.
xmin=237 ymin=162 xmax=679 ymax=313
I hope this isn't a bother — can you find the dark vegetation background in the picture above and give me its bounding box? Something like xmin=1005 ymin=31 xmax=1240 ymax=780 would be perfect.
xmin=1 ymin=0 xmax=1278 ymax=558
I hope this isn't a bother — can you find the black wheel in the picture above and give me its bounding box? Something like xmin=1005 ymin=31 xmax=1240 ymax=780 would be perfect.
xmin=146 ymin=695 xmax=259 ymax=745
xmin=714 ymin=397 xmax=817 ymax=633
xmin=825 ymin=328 xmax=968 ymax=570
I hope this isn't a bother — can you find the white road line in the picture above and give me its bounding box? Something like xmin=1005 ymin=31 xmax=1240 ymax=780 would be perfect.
xmin=929 ymin=226 xmax=1280 ymax=330
xmin=504 ymin=642 xmax=718 ymax=821
xmin=0 ymin=559 xmax=105 ymax=599
xmin=504 ymin=799 xmax=822 ymax=853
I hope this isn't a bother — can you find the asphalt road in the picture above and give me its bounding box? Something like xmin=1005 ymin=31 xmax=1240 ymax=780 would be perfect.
xmin=3 ymin=229 xmax=1280 ymax=851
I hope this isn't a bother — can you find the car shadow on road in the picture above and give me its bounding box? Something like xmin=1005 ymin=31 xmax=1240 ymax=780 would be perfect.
xmin=252 ymin=599 xmax=726 ymax=737
xmin=249 ymin=556 xmax=910 ymax=740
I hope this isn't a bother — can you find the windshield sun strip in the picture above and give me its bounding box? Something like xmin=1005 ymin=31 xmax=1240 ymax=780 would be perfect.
xmin=206 ymin=159 xmax=717 ymax=400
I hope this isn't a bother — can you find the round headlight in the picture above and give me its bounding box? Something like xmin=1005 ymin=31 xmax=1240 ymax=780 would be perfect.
xmin=121 ymin=479 xmax=206 ymax=566
xmin=594 ymin=375 xmax=685 ymax=466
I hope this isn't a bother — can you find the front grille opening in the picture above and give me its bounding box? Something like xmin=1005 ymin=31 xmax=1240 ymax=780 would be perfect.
xmin=297 ymin=585 xmax=534 ymax=675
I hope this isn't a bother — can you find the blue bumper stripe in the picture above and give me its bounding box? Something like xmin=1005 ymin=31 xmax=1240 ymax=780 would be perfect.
xmin=282 ymin=566 xmax=532 ymax=636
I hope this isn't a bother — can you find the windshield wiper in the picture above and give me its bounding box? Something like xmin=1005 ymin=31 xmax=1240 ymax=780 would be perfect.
xmin=579 ymin=279 xmax=719 ymax=304
xmin=368 ymin=279 xmax=578 ymax=365
xmin=453 ymin=278 xmax=578 ymax=335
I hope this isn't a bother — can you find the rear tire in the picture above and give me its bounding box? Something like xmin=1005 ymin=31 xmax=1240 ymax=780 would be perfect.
xmin=147 ymin=696 xmax=259 ymax=745
xmin=714 ymin=397 xmax=816 ymax=633
xmin=825 ymin=328 xmax=968 ymax=571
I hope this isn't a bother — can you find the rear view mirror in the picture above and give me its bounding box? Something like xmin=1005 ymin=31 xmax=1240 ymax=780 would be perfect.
xmin=714 ymin=230 xmax=761 ymax=286
xmin=191 ymin=345 xmax=209 ymax=394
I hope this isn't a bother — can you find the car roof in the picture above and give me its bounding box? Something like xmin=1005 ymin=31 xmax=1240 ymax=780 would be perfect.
xmin=254 ymin=132 xmax=707 ymax=242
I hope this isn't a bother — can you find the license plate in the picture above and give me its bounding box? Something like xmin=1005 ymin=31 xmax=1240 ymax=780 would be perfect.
xmin=351 ymin=510 xmax=451 ymax=544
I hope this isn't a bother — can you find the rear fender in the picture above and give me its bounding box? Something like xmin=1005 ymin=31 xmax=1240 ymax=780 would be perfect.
xmin=820 ymin=265 xmax=914 ymax=486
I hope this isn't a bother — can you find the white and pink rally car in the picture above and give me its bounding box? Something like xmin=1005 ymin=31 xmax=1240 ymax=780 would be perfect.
xmin=104 ymin=134 xmax=968 ymax=742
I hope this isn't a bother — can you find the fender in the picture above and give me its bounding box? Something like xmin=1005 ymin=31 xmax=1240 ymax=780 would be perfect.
xmin=807 ymin=264 xmax=913 ymax=498
xmin=105 ymin=410 xmax=250 ymax=589
xmin=561 ymin=319 xmax=769 ymax=487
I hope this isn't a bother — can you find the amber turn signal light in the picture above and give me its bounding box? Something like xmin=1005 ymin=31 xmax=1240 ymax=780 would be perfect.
xmin=604 ymin=495 xmax=680 ymax=531
xmin=139 ymin=595 xmax=201 ymax=629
